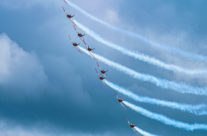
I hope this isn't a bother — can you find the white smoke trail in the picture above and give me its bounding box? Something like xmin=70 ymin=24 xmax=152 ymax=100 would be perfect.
xmin=103 ymin=80 xmax=207 ymax=116
xmin=123 ymin=101 xmax=207 ymax=131
xmin=78 ymin=46 xmax=207 ymax=96
xmin=134 ymin=127 xmax=157 ymax=136
xmin=73 ymin=20 xmax=207 ymax=75
xmin=65 ymin=0 xmax=207 ymax=62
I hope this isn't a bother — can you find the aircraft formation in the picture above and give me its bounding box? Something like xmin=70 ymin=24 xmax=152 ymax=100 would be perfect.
xmin=60 ymin=0 xmax=207 ymax=135
xmin=62 ymin=4 xmax=143 ymax=135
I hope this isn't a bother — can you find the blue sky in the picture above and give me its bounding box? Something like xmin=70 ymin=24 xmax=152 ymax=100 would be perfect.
xmin=0 ymin=0 xmax=207 ymax=136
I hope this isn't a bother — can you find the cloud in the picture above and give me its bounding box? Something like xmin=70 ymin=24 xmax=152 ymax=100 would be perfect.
xmin=104 ymin=9 xmax=120 ymax=24
xmin=0 ymin=34 xmax=48 ymax=93
xmin=1 ymin=1 xmax=207 ymax=136
xmin=0 ymin=0 xmax=58 ymax=9
xmin=0 ymin=34 xmax=118 ymax=135
xmin=0 ymin=120 xmax=120 ymax=136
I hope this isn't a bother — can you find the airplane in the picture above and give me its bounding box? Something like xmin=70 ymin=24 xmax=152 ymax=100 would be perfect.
xmin=127 ymin=121 xmax=141 ymax=136
xmin=101 ymin=70 xmax=108 ymax=74
xmin=99 ymin=76 xmax=105 ymax=80
xmin=72 ymin=42 xmax=79 ymax=47
xmin=128 ymin=121 xmax=135 ymax=128
xmin=87 ymin=47 xmax=95 ymax=52
xmin=78 ymin=33 xmax=85 ymax=37
xmin=116 ymin=96 xmax=127 ymax=110
xmin=66 ymin=14 xmax=74 ymax=19
xmin=130 ymin=124 xmax=135 ymax=128
xmin=118 ymin=98 xmax=123 ymax=103
xmin=62 ymin=7 xmax=74 ymax=19
xmin=125 ymin=117 xmax=140 ymax=135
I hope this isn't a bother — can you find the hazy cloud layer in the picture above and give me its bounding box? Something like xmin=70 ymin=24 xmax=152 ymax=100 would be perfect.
xmin=0 ymin=34 xmax=48 ymax=93
xmin=0 ymin=0 xmax=207 ymax=136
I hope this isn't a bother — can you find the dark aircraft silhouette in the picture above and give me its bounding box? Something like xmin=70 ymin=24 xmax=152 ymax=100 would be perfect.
xmin=62 ymin=6 xmax=74 ymax=19
xmin=101 ymin=70 xmax=108 ymax=74
xmin=116 ymin=96 xmax=127 ymax=110
xmin=99 ymin=76 xmax=105 ymax=80
xmin=130 ymin=124 xmax=135 ymax=128
xmin=72 ymin=42 xmax=79 ymax=47
xmin=87 ymin=47 xmax=95 ymax=52
xmin=127 ymin=121 xmax=135 ymax=128
xmin=118 ymin=98 xmax=123 ymax=103
xmin=67 ymin=14 xmax=74 ymax=19
xmin=78 ymin=33 xmax=85 ymax=37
